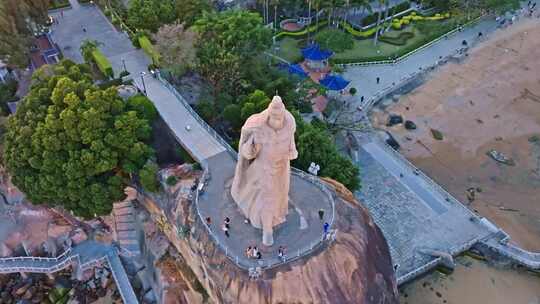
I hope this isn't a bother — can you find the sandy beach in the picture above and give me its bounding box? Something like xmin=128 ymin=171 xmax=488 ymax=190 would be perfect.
xmin=373 ymin=17 xmax=540 ymax=251
xmin=400 ymin=256 xmax=540 ymax=304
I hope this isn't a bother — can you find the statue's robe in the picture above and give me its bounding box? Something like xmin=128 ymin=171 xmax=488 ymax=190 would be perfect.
xmin=231 ymin=108 xmax=297 ymax=245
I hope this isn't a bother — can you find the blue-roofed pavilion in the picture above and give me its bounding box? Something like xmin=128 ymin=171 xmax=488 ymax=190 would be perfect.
xmin=301 ymin=43 xmax=333 ymax=71
xmin=319 ymin=74 xmax=350 ymax=91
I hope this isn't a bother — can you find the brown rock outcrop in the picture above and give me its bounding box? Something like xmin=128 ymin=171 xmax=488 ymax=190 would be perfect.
xmin=138 ymin=177 xmax=398 ymax=304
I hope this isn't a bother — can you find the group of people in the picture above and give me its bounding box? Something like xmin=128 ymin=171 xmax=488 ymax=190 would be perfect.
xmin=244 ymin=245 xmax=287 ymax=261
xmin=246 ymin=246 xmax=262 ymax=259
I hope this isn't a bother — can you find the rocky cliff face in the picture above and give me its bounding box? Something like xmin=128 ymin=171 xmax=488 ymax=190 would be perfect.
xmin=137 ymin=170 xmax=398 ymax=304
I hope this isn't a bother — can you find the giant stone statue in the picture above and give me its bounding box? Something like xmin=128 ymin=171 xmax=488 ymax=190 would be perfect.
xmin=231 ymin=96 xmax=297 ymax=246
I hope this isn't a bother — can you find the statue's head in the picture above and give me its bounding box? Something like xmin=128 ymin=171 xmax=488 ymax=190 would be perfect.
xmin=267 ymin=96 xmax=286 ymax=130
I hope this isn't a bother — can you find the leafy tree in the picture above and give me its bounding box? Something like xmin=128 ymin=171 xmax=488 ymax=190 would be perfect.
xmin=0 ymin=80 xmax=18 ymax=115
xmin=0 ymin=0 xmax=50 ymax=67
xmin=294 ymin=118 xmax=360 ymax=191
xmin=240 ymin=90 xmax=270 ymax=121
xmin=153 ymin=23 xmax=198 ymax=77
xmin=127 ymin=0 xmax=176 ymax=32
xmin=194 ymin=10 xmax=272 ymax=95
xmin=175 ymin=0 xmax=212 ymax=27
xmin=127 ymin=95 xmax=158 ymax=122
xmin=196 ymin=99 xmax=218 ymax=123
xmin=315 ymin=29 xmax=354 ymax=53
xmin=223 ymin=104 xmax=242 ymax=130
xmin=3 ymin=60 xmax=155 ymax=218
xmin=139 ymin=161 xmax=160 ymax=192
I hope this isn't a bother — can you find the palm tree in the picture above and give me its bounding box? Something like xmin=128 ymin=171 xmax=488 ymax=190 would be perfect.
xmin=271 ymin=0 xmax=280 ymax=30
xmin=373 ymin=0 xmax=386 ymax=46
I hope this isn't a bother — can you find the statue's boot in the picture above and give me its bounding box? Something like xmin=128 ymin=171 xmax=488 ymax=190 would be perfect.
xmin=262 ymin=217 xmax=274 ymax=246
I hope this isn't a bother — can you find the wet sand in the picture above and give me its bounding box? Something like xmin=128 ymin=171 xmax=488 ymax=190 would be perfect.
xmin=373 ymin=17 xmax=540 ymax=251
xmin=400 ymin=256 xmax=540 ymax=304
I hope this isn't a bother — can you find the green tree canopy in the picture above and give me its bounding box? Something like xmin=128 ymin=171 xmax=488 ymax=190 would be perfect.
xmin=293 ymin=117 xmax=360 ymax=191
xmin=194 ymin=10 xmax=271 ymax=94
xmin=127 ymin=0 xmax=176 ymax=32
xmin=175 ymin=0 xmax=212 ymax=27
xmin=3 ymin=60 xmax=155 ymax=218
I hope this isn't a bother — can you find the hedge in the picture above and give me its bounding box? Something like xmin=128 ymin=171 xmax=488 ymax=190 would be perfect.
xmin=274 ymin=21 xmax=328 ymax=39
xmin=392 ymin=12 xmax=450 ymax=29
xmin=91 ymin=49 xmax=114 ymax=78
xmin=341 ymin=21 xmax=379 ymax=38
xmin=379 ymin=31 xmax=415 ymax=45
xmin=139 ymin=36 xmax=160 ymax=66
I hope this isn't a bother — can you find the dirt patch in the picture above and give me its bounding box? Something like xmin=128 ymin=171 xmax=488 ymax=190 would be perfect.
xmin=372 ymin=18 xmax=540 ymax=251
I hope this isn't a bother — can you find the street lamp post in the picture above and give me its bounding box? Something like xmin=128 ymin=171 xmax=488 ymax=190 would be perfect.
xmin=140 ymin=71 xmax=147 ymax=95
xmin=122 ymin=58 xmax=127 ymax=73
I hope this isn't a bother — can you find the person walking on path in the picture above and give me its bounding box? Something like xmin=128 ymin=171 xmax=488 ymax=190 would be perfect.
xmin=376 ymin=77 xmax=380 ymax=84
xmin=224 ymin=217 xmax=230 ymax=229
xmin=222 ymin=223 xmax=230 ymax=237
xmin=318 ymin=209 xmax=324 ymax=220
xmin=278 ymin=246 xmax=286 ymax=261
xmin=323 ymin=222 xmax=330 ymax=235
xmin=205 ymin=217 xmax=211 ymax=226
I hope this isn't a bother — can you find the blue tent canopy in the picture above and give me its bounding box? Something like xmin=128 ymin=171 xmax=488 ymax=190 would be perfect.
xmin=301 ymin=43 xmax=333 ymax=61
xmin=288 ymin=64 xmax=308 ymax=78
xmin=320 ymin=74 xmax=350 ymax=91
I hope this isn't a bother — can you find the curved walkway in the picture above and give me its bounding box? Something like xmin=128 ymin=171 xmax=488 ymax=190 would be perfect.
xmin=481 ymin=232 xmax=540 ymax=270
xmin=0 ymin=240 xmax=139 ymax=304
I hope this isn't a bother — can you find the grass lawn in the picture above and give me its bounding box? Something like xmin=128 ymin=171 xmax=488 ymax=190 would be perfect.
xmin=274 ymin=37 xmax=305 ymax=62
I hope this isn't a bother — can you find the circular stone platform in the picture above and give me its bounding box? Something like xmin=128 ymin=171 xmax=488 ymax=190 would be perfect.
xmin=196 ymin=152 xmax=334 ymax=269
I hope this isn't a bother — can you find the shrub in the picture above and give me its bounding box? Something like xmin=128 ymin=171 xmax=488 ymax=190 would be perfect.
xmin=166 ymin=175 xmax=178 ymax=186
xmin=349 ymin=87 xmax=357 ymax=95
xmin=139 ymin=36 xmax=160 ymax=66
xmin=140 ymin=162 xmax=160 ymax=193
xmin=341 ymin=21 xmax=378 ymax=38
xmin=119 ymin=70 xmax=130 ymax=78
xmin=127 ymin=95 xmax=158 ymax=121
xmin=379 ymin=31 xmax=415 ymax=46
xmin=97 ymin=78 xmax=123 ymax=89
xmin=91 ymin=49 xmax=114 ymax=78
